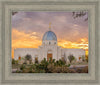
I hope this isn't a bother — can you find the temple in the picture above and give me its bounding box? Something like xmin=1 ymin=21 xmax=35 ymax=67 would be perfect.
xmin=14 ymin=24 xmax=85 ymax=64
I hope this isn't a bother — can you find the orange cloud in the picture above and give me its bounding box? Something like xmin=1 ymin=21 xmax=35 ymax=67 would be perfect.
xmin=12 ymin=29 xmax=88 ymax=58
xmin=12 ymin=28 xmax=42 ymax=48
xmin=58 ymin=38 xmax=88 ymax=55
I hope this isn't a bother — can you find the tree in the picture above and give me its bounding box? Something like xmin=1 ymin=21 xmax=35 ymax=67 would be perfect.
xmin=85 ymin=55 xmax=88 ymax=62
xmin=12 ymin=59 xmax=15 ymax=64
xmin=68 ymin=54 xmax=75 ymax=63
xmin=72 ymin=11 xmax=88 ymax=21
xmin=25 ymin=54 xmax=32 ymax=64
xmin=82 ymin=55 xmax=85 ymax=62
xmin=12 ymin=12 xmax=18 ymax=15
xmin=61 ymin=57 xmax=66 ymax=64
xmin=12 ymin=59 xmax=18 ymax=65
xmin=25 ymin=54 xmax=32 ymax=60
xmin=15 ymin=60 xmax=18 ymax=65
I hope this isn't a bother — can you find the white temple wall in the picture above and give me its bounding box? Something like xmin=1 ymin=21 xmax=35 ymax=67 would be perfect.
xmin=38 ymin=46 xmax=44 ymax=62
xmin=57 ymin=47 xmax=62 ymax=60
xmin=14 ymin=48 xmax=38 ymax=61
xmin=14 ymin=47 xmax=86 ymax=62
xmin=62 ymin=49 xmax=85 ymax=61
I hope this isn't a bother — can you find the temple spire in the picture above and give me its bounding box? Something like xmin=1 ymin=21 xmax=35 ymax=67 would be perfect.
xmin=49 ymin=22 xmax=51 ymax=30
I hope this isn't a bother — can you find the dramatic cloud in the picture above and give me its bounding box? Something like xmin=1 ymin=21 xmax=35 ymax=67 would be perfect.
xmin=12 ymin=12 xmax=88 ymax=58
xmin=12 ymin=28 xmax=42 ymax=48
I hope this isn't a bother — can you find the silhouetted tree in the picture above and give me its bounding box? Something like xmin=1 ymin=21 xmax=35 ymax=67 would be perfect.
xmin=68 ymin=54 xmax=75 ymax=63
xmin=12 ymin=59 xmax=15 ymax=64
xmin=12 ymin=12 xmax=18 ymax=15
xmin=72 ymin=11 xmax=88 ymax=21
xmin=25 ymin=54 xmax=32 ymax=64
xmin=25 ymin=54 xmax=32 ymax=60
xmin=82 ymin=55 xmax=85 ymax=62
xmin=85 ymin=55 xmax=88 ymax=62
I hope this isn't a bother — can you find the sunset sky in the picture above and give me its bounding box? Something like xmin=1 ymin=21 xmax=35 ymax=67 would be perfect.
xmin=12 ymin=12 xmax=88 ymax=58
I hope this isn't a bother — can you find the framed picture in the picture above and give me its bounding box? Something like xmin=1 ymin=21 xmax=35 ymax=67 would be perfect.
xmin=12 ymin=11 xmax=88 ymax=73
xmin=0 ymin=0 xmax=99 ymax=85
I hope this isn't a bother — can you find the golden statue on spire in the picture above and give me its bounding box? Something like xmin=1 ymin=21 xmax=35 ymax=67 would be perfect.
xmin=49 ymin=22 xmax=51 ymax=30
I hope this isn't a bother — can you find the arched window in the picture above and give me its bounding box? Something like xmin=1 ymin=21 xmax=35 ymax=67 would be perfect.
xmin=18 ymin=56 xmax=21 ymax=60
xmin=35 ymin=57 xmax=38 ymax=64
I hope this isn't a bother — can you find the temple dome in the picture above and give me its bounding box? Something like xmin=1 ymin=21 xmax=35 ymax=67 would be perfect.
xmin=42 ymin=31 xmax=57 ymax=41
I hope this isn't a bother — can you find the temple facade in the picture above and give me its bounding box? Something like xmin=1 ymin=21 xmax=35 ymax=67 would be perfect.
xmin=14 ymin=24 xmax=85 ymax=63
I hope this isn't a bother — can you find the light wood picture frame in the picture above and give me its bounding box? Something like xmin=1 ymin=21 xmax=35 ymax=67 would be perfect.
xmin=0 ymin=0 xmax=99 ymax=85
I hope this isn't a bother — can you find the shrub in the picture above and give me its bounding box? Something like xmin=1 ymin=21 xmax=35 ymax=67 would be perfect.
xmin=61 ymin=57 xmax=66 ymax=64
xmin=15 ymin=60 xmax=18 ymax=65
xmin=39 ymin=69 xmax=45 ymax=73
xmin=82 ymin=55 xmax=85 ymax=62
xmin=16 ymin=70 xmax=20 ymax=73
xmin=16 ymin=69 xmax=22 ymax=73
xmin=69 ymin=69 xmax=76 ymax=73
xmin=25 ymin=54 xmax=32 ymax=64
xmin=52 ymin=66 xmax=62 ymax=73
xmin=52 ymin=66 xmax=71 ymax=73
xmin=12 ymin=59 xmax=15 ymax=64
xmin=54 ymin=59 xmax=66 ymax=66
xmin=76 ymin=68 xmax=83 ymax=73
xmin=68 ymin=54 xmax=75 ymax=63
xmin=85 ymin=55 xmax=88 ymax=62
xmin=40 ymin=58 xmax=49 ymax=71
xmin=20 ymin=64 xmax=25 ymax=70
xmin=14 ymin=58 xmax=88 ymax=73
xmin=47 ymin=63 xmax=55 ymax=73
xmin=41 ymin=58 xmax=48 ymax=66
xmin=67 ymin=64 xmax=70 ymax=67
xmin=22 ymin=69 xmax=30 ymax=73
